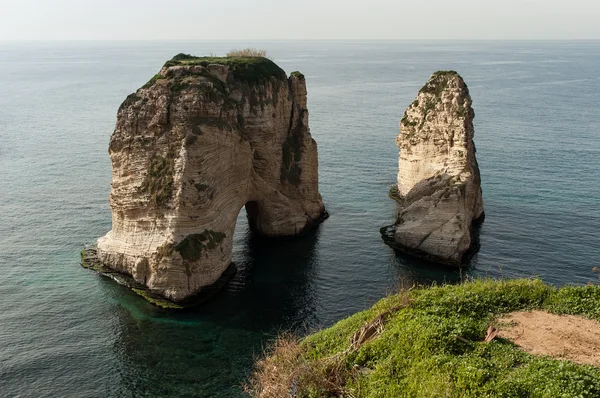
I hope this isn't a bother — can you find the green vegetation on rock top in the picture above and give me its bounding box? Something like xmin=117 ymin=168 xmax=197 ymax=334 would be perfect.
xmin=163 ymin=53 xmax=286 ymax=84
xmin=290 ymin=71 xmax=305 ymax=80
xmin=248 ymin=279 xmax=600 ymax=397
xmin=419 ymin=70 xmax=462 ymax=97
xmin=432 ymin=70 xmax=459 ymax=77
xmin=142 ymin=73 xmax=166 ymax=89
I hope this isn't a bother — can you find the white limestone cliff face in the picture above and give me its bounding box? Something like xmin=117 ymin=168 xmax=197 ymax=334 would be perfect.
xmin=384 ymin=71 xmax=484 ymax=265
xmin=96 ymin=55 xmax=326 ymax=301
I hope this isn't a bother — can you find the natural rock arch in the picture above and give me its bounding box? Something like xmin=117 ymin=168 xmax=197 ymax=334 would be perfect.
xmin=96 ymin=55 xmax=326 ymax=301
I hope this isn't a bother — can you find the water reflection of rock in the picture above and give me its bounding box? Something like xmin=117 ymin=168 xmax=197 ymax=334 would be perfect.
xmin=110 ymin=220 xmax=322 ymax=397
xmin=390 ymin=251 xmax=470 ymax=287
xmin=222 ymin=225 xmax=322 ymax=333
xmin=387 ymin=201 xmax=483 ymax=287
xmin=389 ymin=224 xmax=482 ymax=286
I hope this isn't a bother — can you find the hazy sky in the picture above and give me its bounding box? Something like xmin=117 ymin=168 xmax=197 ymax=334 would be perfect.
xmin=1 ymin=0 xmax=599 ymax=40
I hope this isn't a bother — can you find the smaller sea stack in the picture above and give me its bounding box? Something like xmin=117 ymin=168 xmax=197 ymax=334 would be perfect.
xmin=382 ymin=71 xmax=484 ymax=265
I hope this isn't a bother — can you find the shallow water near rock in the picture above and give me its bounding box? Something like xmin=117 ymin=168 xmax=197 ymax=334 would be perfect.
xmin=1 ymin=41 xmax=599 ymax=397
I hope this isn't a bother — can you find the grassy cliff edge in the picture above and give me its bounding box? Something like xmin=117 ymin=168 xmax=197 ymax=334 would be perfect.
xmin=247 ymin=279 xmax=600 ymax=397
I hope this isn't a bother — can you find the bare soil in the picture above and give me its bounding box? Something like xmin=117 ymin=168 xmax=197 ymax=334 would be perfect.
xmin=497 ymin=310 xmax=600 ymax=367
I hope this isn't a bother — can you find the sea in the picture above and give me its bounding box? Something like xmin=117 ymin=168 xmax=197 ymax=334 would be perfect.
xmin=0 ymin=41 xmax=599 ymax=397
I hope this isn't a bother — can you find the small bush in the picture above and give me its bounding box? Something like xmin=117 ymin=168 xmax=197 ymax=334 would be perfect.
xmin=140 ymin=148 xmax=176 ymax=206
xmin=245 ymin=333 xmax=354 ymax=398
xmin=226 ymin=48 xmax=269 ymax=58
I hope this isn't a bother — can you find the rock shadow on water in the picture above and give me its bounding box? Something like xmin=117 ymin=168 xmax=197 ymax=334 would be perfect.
xmin=217 ymin=223 xmax=322 ymax=333
xmin=382 ymin=199 xmax=484 ymax=287
xmin=383 ymin=177 xmax=484 ymax=264
xmin=387 ymin=246 xmax=480 ymax=287
xmin=104 ymin=222 xmax=323 ymax=397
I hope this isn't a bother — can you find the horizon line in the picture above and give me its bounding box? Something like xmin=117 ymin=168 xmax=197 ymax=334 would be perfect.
xmin=2 ymin=38 xmax=600 ymax=42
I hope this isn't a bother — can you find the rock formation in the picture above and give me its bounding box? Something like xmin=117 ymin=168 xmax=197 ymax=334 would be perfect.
xmin=96 ymin=54 xmax=326 ymax=301
xmin=382 ymin=71 xmax=484 ymax=265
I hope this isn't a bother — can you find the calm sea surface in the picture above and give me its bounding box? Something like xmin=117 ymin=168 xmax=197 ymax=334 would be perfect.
xmin=1 ymin=41 xmax=599 ymax=397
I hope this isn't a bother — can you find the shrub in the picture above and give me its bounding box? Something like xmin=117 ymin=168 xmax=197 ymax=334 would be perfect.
xmin=245 ymin=333 xmax=356 ymax=398
xmin=140 ymin=148 xmax=176 ymax=206
xmin=226 ymin=48 xmax=269 ymax=58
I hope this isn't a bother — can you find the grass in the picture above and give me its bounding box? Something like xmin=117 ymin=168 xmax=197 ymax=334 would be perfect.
xmin=140 ymin=148 xmax=176 ymax=207
xmin=142 ymin=73 xmax=166 ymax=89
xmin=290 ymin=71 xmax=305 ymax=80
xmin=247 ymin=279 xmax=600 ymax=397
xmin=419 ymin=70 xmax=460 ymax=98
xmin=132 ymin=52 xmax=293 ymax=114
xmin=170 ymin=80 xmax=188 ymax=93
xmin=162 ymin=53 xmax=285 ymax=84
xmin=119 ymin=93 xmax=142 ymax=112
xmin=226 ymin=48 xmax=269 ymax=58
xmin=401 ymin=70 xmax=468 ymax=131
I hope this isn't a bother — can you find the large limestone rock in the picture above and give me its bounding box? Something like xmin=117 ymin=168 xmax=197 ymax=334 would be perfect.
xmin=96 ymin=54 xmax=326 ymax=301
xmin=383 ymin=71 xmax=484 ymax=265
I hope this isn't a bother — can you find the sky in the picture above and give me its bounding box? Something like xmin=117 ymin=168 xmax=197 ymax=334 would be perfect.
xmin=1 ymin=0 xmax=599 ymax=40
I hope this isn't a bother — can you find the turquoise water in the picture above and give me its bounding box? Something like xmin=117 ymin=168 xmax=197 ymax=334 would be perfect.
xmin=1 ymin=41 xmax=599 ymax=397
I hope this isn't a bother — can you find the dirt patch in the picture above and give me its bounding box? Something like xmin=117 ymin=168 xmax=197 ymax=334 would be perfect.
xmin=497 ymin=310 xmax=600 ymax=367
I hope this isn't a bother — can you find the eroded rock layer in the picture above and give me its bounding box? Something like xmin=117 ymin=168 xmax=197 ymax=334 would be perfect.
xmin=97 ymin=54 xmax=326 ymax=301
xmin=384 ymin=71 xmax=484 ymax=265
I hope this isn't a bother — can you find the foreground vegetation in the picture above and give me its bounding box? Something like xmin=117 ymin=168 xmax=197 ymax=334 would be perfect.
xmin=247 ymin=279 xmax=600 ymax=397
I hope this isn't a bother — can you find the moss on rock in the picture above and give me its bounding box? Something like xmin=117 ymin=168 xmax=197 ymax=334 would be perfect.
xmin=419 ymin=70 xmax=459 ymax=98
xmin=132 ymin=288 xmax=184 ymax=309
xmin=119 ymin=93 xmax=143 ymax=112
xmin=142 ymin=73 xmax=166 ymax=89
xmin=389 ymin=185 xmax=402 ymax=203
xmin=140 ymin=148 xmax=177 ymax=207
xmin=163 ymin=53 xmax=286 ymax=84
xmin=400 ymin=113 xmax=418 ymax=128
xmin=194 ymin=183 xmax=209 ymax=192
xmin=280 ymin=111 xmax=305 ymax=185
xmin=174 ymin=230 xmax=226 ymax=262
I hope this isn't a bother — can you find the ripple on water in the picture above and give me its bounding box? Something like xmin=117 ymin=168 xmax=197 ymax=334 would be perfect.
xmin=0 ymin=41 xmax=599 ymax=397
